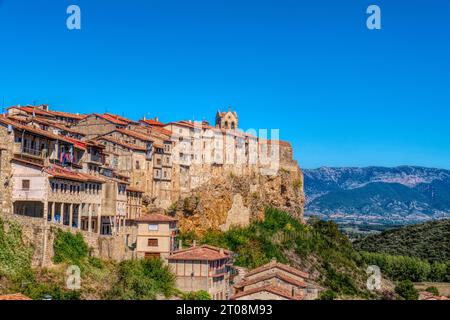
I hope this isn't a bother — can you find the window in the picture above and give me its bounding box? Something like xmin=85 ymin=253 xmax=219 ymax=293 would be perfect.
xmin=147 ymin=238 xmax=158 ymax=247
xmin=136 ymin=160 xmax=140 ymax=170
xmin=22 ymin=180 xmax=30 ymax=190
xmin=148 ymin=224 xmax=158 ymax=231
xmin=145 ymin=252 xmax=160 ymax=260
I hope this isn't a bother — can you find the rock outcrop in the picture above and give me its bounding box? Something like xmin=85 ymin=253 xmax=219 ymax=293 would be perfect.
xmin=166 ymin=165 xmax=305 ymax=235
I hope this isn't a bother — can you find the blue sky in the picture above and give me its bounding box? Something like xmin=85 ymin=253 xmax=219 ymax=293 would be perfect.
xmin=1 ymin=0 xmax=449 ymax=169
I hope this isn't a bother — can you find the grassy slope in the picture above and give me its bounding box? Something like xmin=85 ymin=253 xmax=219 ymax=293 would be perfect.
xmin=181 ymin=207 xmax=391 ymax=299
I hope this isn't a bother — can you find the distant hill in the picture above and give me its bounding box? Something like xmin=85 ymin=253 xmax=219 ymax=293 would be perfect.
xmin=353 ymin=219 xmax=450 ymax=263
xmin=303 ymin=166 xmax=450 ymax=224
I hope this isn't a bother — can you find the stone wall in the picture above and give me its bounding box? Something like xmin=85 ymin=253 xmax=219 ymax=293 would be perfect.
xmin=2 ymin=214 xmax=132 ymax=267
xmin=0 ymin=124 xmax=14 ymax=216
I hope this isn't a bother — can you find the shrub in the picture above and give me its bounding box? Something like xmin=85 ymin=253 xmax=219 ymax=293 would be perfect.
xmin=105 ymin=258 xmax=176 ymax=300
xmin=182 ymin=290 xmax=211 ymax=300
xmin=0 ymin=218 xmax=34 ymax=282
xmin=425 ymin=286 xmax=439 ymax=296
xmin=53 ymin=230 xmax=89 ymax=265
xmin=395 ymin=280 xmax=419 ymax=300
xmin=319 ymin=290 xmax=337 ymax=300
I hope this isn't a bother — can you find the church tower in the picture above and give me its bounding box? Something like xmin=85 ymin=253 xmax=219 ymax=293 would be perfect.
xmin=215 ymin=107 xmax=238 ymax=130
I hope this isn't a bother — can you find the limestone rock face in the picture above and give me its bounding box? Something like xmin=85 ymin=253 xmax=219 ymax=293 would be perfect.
xmin=167 ymin=165 xmax=305 ymax=235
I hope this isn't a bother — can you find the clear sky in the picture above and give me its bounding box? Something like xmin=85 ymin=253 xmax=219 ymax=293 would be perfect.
xmin=1 ymin=0 xmax=449 ymax=169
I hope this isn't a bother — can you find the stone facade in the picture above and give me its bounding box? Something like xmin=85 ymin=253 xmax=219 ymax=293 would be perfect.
xmin=132 ymin=214 xmax=178 ymax=260
xmin=167 ymin=245 xmax=233 ymax=300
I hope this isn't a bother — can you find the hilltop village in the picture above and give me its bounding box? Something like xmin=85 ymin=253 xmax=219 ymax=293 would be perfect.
xmin=0 ymin=104 xmax=315 ymax=300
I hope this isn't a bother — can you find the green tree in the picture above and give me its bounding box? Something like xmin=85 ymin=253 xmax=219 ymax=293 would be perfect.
xmin=319 ymin=290 xmax=337 ymax=300
xmin=395 ymin=280 xmax=419 ymax=300
xmin=425 ymin=286 xmax=439 ymax=296
xmin=105 ymin=258 xmax=176 ymax=300
xmin=182 ymin=290 xmax=211 ymax=300
xmin=53 ymin=230 xmax=89 ymax=265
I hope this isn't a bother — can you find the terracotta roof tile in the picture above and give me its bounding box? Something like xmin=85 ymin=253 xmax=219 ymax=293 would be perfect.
xmin=47 ymin=110 xmax=85 ymax=120
xmin=245 ymin=261 xmax=309 ymax=280
xmin=104 ymin=113 xmax=138 ymax=124
xmin=168 ymin=245 xmax=231 ymax=261
xmin=0 ymin=293 xmax=32 ymax=300
xmin=140 ymin=119 xmax=165 ymax=127
xmin=8 ymin=105 xmax=54 ymax=117
xmin=112 ymin=128 xmax=154 ymax=142
xmin=0 ymin=118 xmax=86 ymax=149
xmin=94 ymin=136 xmax=146 ymax=151
xmin=231 ymin=285 xmax=304 ymax=300
xmin=44 ymin=165 xmax=105 ymax=183
xmin=234 ymin=272 xmax=307 ymax=289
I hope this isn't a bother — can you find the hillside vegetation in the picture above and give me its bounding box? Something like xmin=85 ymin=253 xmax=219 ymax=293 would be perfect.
xmin=354 ymin=219 xmax=450 ymax=263
xmin=0 ymin=220 xmax=202 ymax=300
xmin=180 ymin=207 xmax=393 ymax=299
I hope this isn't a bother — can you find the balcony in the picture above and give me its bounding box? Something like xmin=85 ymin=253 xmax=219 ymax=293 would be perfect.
xmin=87 ymin=153 xmax=103 ymax=164
xmin=14 ymin=145 xmax=47 ymax=159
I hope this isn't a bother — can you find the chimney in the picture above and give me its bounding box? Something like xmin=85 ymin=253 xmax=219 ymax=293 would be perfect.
xmin=178 ymin=239 xmax=182 ymax=250
xmin=219 ymin=248 xmax=224 ymax=255
xmin=155 ymin=116 xmax=159 ymax=122
xmin=193 ymin=240 xmax=197 ymax=247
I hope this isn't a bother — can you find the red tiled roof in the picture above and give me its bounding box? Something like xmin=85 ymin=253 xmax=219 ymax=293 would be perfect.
xmin=112 ymin=128 xmax=153 ymax=142
xmin=419 ymin=292 xmax=450 ymax=300
xmin=94 ymin=136 xmax=146 ymax=151
xmin=140 ymin=119 xmax=165 ymax=127
xmin=245 ymin=261 xmax=309 ymax=280
xmin=11 ymin=157 xmax=44 ymax=169
xmin=81 ymin=113 xmax=129 ymax=126
xmin=134 ymin=214 xmax=178 ymax=223
xmin=168 ymin=245 xmax=231 ymax=261
xmin=47 ymin=110 xmax=85 ymax=120
xmin=231 ymin=285 xmax=304 ymax=300
xmin=8 ymin=105 xmax=55 ymax=118
xmin=234 ymin=272 xmax=307 ymax=289
xmin=26 ymin=117 xmax=85 ymax=135
xmin=104 ymin=113 xmax=138 ymax=124
xmin=0 ymin=293 xmax=32 ymax=301
xmin=44 ymin=165 xmax=105 ymax=183
xmin=0 ymin=118 xmax=86 ymax=150
xmin=150 ymin=126 xmax=173 ymax=138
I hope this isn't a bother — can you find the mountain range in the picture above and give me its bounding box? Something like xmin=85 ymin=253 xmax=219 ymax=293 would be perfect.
xmin=303 ymin=166 xmax=450 ymax=225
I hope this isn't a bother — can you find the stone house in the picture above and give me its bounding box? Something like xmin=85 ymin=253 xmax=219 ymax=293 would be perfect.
xmin=167 ymin=244 xmax=233 ymax=300
xmin=7 ymin=104 xmax=85 ymax=126
xmin=231 ymin=259 xmax=323 ymax=300
xmin=132 ymin=213 xmax=178 ymax=260
xmin=126 ymin=186 xmax=144 ymax=221
xmin=73 ymin=113 xmax=130 ymax=139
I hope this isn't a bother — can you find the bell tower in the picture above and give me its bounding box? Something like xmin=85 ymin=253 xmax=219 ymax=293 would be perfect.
xmin=215 ymin=107 xmax=238 ymax=130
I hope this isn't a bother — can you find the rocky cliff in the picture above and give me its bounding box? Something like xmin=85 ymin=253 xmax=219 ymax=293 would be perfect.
xmin=166 ymin=165 xmax=305 ymax=235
